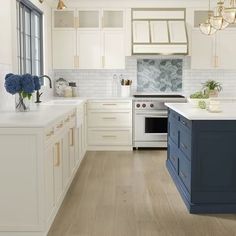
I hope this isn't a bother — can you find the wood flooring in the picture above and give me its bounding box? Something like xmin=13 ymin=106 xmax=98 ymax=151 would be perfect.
xmin=48 ymin=150 xmax=236 ymax=236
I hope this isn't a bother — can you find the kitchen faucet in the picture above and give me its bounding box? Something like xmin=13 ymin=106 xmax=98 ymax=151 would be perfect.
xmin=35 ymin=75 xmax=53 ymax=103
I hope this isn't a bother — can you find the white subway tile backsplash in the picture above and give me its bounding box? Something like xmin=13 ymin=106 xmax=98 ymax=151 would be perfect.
xmin=53 ymin=57 xmax=236 ymax=98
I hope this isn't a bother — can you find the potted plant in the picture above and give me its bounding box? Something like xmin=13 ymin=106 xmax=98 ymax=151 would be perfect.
xmin=5 ymin=73 xmax=41 ymax=112
xmin=202 ymin=80 xmax=222 ymax=98
xmin=189 ymin=91 xmax=209 ymax=109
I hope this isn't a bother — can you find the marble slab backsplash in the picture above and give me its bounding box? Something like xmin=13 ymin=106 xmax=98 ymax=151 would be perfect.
xmin=53 ymin=57 xmax=236 ymax=98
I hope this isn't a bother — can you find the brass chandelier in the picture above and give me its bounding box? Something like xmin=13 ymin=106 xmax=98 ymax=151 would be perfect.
xmin=200 ymin=0 xmax=236 ymax=35
xmin=38 ymin=0 xmax=67 ymax=10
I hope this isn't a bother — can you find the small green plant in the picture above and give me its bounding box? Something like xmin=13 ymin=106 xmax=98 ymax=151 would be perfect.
xmin=202 ymin=80 xmax=222 ymax=92
xmin=190 ymin=91 xmax=209 ymax=99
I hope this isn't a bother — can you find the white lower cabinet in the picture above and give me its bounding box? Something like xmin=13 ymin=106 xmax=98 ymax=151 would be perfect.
xmin=87 ymin=100 xmax=132 ymax=150
xmin=0 ymin=107 xmax=86 ymax=236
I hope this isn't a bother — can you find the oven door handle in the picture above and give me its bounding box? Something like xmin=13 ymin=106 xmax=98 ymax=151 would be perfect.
xmin=135 ymin=113 xmax=168 ymax=117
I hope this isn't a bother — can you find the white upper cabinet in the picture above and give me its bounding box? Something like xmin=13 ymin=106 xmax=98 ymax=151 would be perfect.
xmin=53 ymin=10 xmax=75 ymax=29
xmin=77 ymin=31 xmax=102 ymax=69
xmin=103 ymin=31 xmax=125 ymax=69
xmin=52 ymin=30 xmax=76 ymax=69
xmin=133 ymin=21 xmax=150 ymax=43
xmin=52 ymin=8 xmax=126 ymax=69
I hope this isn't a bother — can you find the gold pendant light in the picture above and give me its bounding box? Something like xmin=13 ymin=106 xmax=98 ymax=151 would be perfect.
xmin=199 ymin=0 xmax=217 ymax=35
xmin=222 ymin=0 xmax=236 ymax=23
xmin=57 ymin=0 xmax=67 ymax=10
xmin=210 ymin=0 xmax=229 ymax=30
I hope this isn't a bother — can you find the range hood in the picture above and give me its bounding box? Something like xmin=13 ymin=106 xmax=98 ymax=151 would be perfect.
xmin=132 ymin=8 xmax=188 ymax=55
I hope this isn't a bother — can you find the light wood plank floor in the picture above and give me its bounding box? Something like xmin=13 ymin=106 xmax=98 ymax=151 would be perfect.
xmin=48 ymin=150 xmax=236 ymax=236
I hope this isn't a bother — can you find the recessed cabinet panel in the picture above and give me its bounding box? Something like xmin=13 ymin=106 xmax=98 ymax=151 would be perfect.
xmin=77 ymin=31 xmax=102 ymax=69
xmin=150 ymin=21 xmax=169 ymax=43
xmin=103 ymin=10 xmax=123 ymax=28
xmin=133 ymin=21 xmax=150 ymax=43
xmin=103 ymin=31 xmax=125 ymax=69
xmin=78 ymin=10 xmax=99 ymax=28
xmin=169 ymin=21 xmax=187 ymax=43
xmin=54 ymin=10 xmax=75 ymax=28
xmin=52 ymin=30 xmax=76 ymax=69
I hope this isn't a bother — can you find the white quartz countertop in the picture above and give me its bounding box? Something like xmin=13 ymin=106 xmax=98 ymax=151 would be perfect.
xmin=166 ymin=102 xmax=236 ymax=120
xmin=0 ymin=105 xmax=78 ymax=128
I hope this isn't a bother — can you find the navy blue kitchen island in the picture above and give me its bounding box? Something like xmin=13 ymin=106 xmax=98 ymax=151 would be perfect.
xmin=166 ymin=105 xmax=236 ymax=214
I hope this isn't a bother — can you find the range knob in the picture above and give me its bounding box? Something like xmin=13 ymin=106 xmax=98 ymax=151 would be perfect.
xmin=136 ymin=103 xmax=140 ymax=108
xmin=150 ymin=104 xmax=154 ymax=108
xmin=142 ymin=104 xmax=146 ymax=108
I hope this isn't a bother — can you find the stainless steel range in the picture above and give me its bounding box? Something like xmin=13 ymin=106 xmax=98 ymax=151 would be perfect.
xmin=133 ymin=94 xmax=187 ymax=148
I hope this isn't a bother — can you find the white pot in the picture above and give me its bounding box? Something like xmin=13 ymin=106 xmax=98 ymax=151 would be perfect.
xmin=121 ymin=85 xmax=131 ymax=97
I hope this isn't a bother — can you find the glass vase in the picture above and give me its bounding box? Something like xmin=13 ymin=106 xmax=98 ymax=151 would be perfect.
xmin=15 ymin=93 xmax=31 ymax=112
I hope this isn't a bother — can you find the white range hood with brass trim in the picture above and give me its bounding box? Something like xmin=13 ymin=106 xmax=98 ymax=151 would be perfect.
xmin=132 ymin=8 xmax=189 ymax=55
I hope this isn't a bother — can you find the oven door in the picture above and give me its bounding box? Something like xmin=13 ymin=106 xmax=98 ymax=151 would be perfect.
xmin=134 ymin=111 xmax=168 ymax=142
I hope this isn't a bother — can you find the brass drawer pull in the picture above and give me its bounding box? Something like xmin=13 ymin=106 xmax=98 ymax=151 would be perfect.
xmin=46 ymin=130 xmax=54 ymax=137
xmin=56 ymin=123 xmax=63 ymax=129
xmin=102 ymin=135 xmax=117 ymax=138
xmin=180 ymin=171 xmax=187 ymax=179
xmin=102 ymin=117 xmax=117 ymax=120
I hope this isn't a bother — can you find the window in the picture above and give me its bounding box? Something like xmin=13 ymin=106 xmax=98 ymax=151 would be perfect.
xmin=16 ymin=0 xmax=43 ymax=76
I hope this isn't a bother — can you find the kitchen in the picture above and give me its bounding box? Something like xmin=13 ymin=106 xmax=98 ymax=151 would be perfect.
xmin=1 ymin=0 xmax=236 ymax=235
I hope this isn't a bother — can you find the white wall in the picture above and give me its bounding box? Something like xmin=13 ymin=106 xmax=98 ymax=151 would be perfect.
xmin=0 ymin=0 xmax=53 ymax=110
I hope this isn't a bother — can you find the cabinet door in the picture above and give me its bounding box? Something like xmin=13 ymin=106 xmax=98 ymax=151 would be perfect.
xmin=133 ymin=21 xmax=150 ymax=43
xmin=191 ymin=30 xmax=215 ymax=69
xmin=103 ymin=10 xmax=124 ymax=28
xmin=103 ymin=31 xmax=125 ymax=69
xmin=77 ymin=31 xmax=102 ymax=69
xmin=53 ymin=141 xmax=63 ymax=205
xmin=45 ymin=145 xmax=54 ymax=222
xmin=52 ymin=30 xmax=76 ymax=69
xmin=62 ymin=131 xmax=70 ymax=189
xmin=217 ymin=30 xmax=236 ymax=69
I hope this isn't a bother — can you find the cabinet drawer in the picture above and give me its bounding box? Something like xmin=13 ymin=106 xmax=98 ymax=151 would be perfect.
xmin=88 ymin=111 xmax=131 ymax=128
xmin=179 ymin=155 xmax=191 ymax=192
xmin=168 ymin=118 xmax=179 ymax=145
xmin=168 ymin=140 xmax=178 ymax=171
xmin=179 ymin=129 xmax=191 ymax=159
xmin=88 ymin=129 xmax=132 ymax=146
xmin=87 ymin=101 xmax=132 ymax=110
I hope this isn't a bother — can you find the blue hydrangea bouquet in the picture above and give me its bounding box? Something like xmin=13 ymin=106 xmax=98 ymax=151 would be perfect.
xmin=5 ymin=73 xmax=41 ymax=112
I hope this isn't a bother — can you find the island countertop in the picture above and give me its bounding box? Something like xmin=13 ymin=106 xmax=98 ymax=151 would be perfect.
xmin=165 ymin=102 xmax=236 ymax=120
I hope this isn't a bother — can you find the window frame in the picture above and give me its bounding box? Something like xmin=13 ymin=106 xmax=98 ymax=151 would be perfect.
xmin=16 ymin=0 xmax=44 ymax=76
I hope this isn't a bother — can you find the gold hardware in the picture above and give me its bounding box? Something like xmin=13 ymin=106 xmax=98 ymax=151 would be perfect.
xmin=57 ymin=0 xmax=67 ymax=10
xmin=46 ymin=130 xmax=54 ymax=137
xmin=102 ymin=103 xmax=117 ymax=106
xmin=102 ymin=135 xmax=117 ymax=138
xmin=102 ymin=117 xmax=117 ymax=120
xmin=70 ymin=128 xmax=74 ymax=146
xmin=56 ymin=122 xmax=63 ymax=129
xmin=54 ymin=142 xmax=60 ymax=167
xmin=102 ymin=56 xmax=105 ymax=68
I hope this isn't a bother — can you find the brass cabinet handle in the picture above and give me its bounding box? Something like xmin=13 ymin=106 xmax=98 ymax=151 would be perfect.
xmin=102 ymin=117 xmax=117 ymax=120
xmin=56 ymin=122 xmax=63 ymax=129
xmin=54 ymin=142 xmax=60 ymax=167
xmin=46 ymin=130 xmax=54 ymax=137
xmin=102 ymin=135 xmax=117 ymax=138
xmin=180 ymin=171 xmax=187 ymax=179
xmin=70 ymin=128 xmax=74 ymax=147
xmin=102 ymin=103 xmax=117 ymax=106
